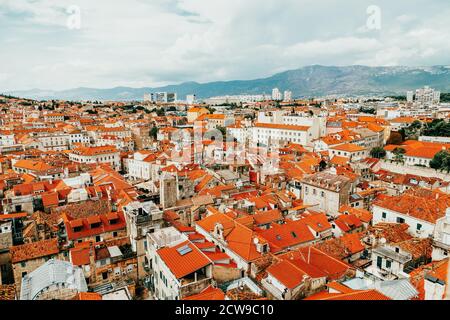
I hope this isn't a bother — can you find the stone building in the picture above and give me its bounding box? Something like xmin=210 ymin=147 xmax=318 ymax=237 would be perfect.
xmin=301 ymin=171 xmax=352 ymax=217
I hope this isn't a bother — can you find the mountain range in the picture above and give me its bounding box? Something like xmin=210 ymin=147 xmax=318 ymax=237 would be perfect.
xmin=6 ymin=65 xmax=450 ymax=101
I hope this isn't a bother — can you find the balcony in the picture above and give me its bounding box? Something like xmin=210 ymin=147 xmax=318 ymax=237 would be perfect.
xmin=432 ymin=238 xmax=450 ymax=251
xmin=179 ymin=275 xmax=213 ymax=299
xmin=261 ymin=278 xmax=284 ymax=300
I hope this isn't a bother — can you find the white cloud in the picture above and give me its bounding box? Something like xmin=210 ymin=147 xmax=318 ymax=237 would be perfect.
xmin=0 ymin=0 xmax=449 ymax=91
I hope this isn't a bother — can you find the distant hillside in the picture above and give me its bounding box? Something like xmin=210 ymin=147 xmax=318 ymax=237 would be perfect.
xmin=6 ymin=65 xmax=450 ymax=101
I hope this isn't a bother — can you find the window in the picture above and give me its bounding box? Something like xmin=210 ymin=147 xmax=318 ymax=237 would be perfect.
xmin=396 ymin=217 xmax=405 ymax=224
xmin=386 ymin=260 xmax=392 ymax=268
xmin=417 ymin=224 xmax=422 ymax=231
xmin=102 ymin=272 xmax=108 ymax=280
xmin=376 ymin=256 xmax=383 ymax=268
xmin=21 ymin=262 xmax=26 ymax=268
xmin=113 ymin=231 xmax=118 ymax=237
xmin=95 ymin=235 xmax=101 ymax=242
xmin=22 ymin=272 xmax=27 ymax=277
xmin=382 ymin=212 xmax=387 ymax=219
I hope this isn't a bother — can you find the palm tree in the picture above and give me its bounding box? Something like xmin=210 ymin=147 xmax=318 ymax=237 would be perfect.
xmin=392 ymin=147 xmax=406 ymax=164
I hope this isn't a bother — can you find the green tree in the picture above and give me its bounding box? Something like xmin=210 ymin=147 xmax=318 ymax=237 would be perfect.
xmin=206 ymin=106 xmax=216 ymax=114
xmin=392 ymin=147 xmax=406 ymax=164
xmin=149 ymin=127 xmax=158 ymax=140
xmin=422 ymin=119 xmax=450 ymax=137
xmin=216 ymin=126 xmax=227 ymax=137
xmin=430 ymin=150 xmax=450 ymax=172
xmin=402 ymin=120 xmax=422 ymax=140
xmin=151 ymin=108 xmax=165 ymax=116
xmin=370 ymin=147 xmax=386 ymax=159
xmin=359 ymin=107 xmax=376 ymax=114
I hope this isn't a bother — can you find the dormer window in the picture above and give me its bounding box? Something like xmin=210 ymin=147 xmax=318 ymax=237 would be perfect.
xmin=70 ymin=219 xmax=83 ymax=233
xmin=261 ymin=244 xmax=268 ymax=253
xmin=107 ymin=212 xmax=119 ymax=225
xmin=87 ymin=216 xmax=102 ymax=229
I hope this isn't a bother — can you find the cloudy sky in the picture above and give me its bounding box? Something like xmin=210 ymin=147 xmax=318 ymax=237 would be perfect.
xmin=1 ymin=0 xmax=449 ymax=91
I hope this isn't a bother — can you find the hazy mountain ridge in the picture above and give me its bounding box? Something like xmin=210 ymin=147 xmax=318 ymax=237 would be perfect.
xmin=6 ymin=65 xmax=450 ymax=101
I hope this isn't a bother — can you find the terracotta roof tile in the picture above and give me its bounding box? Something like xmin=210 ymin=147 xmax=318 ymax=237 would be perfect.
xmin=157 ymin=241 xmax=211 ymax=279
xmin=10 ymin=238 xmax=59 ymax=263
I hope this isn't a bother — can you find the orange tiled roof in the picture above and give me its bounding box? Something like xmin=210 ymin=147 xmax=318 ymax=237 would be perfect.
xmin=42 ymin=192 xmax=59 ymax=207
xmin=305 ymin=289 xmax=390 ymax=300
xmin=254 ymin=123 xmax=310 ymax=131
xmin=196 ymin=212 xmax=266 ymax=262
xmin=13 ymin=159 xmax=54 ymax=171
xmin=72 ymin=145 xmax=118 ymax=156
xmin=10 ymin=238 xmax=59 ymax=263
xmin=331 ymin=143 xmax=365 ymax=152
xmin=330 ymin=155 xmax=350 ymax=166
xmin=266 ymin=260 xmax=308 ymax=289
xmin=257 ymin=220 xmax=315 ymax=253
xmin=373 ymin=188 xmax=450 ymax=224
xmin=253 ymin=209 xmax=283 ymax=226
xmin=183 ymin=286 xmax=225 ymax=300
xmin=157 ymin=240 xmax=211 ymax=279
xmin=74 ymin=292 xmax=102 ymax=300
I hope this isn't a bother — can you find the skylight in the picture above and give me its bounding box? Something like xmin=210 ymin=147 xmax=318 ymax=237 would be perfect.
xmin=177 ymin=245 xmax=192 ymax=256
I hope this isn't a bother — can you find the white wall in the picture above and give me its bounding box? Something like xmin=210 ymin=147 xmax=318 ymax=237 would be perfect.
xmin=372 ymin=205 xmax=435 ymax=238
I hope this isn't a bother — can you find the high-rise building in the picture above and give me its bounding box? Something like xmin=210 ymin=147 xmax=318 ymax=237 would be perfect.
xmin=143 ymin=93 xmax=152 ymax=102
xmin=284 ymin=90 xmax=293 ymax=102
xmin=144 ymin=92 xmax=177 ymax=103
xmin=406 ymin=91 xmax=414 ymax=103
xmin=415 ymin=86 xmax=440 ymax=105
xmin=272 ymin=88 xmax=282 ymax=101
xmin=186 ymin=94 xmax=196 ymax=105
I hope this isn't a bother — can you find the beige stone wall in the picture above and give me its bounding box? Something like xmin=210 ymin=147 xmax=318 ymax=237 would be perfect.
xmin=35 ymin=287 xmax=78 ymax=300
xmin=0 ymin=232 xmax=13 ymax=250
xmin=212 ymin=265 xmax=242 ymax=284
xmin=12 ymin=252 xmax=67 ymax=295
xmin=90 ymin=257 xmax=137 ymax=289
xmin=75 ymin=230 xmax=127 ymax=244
